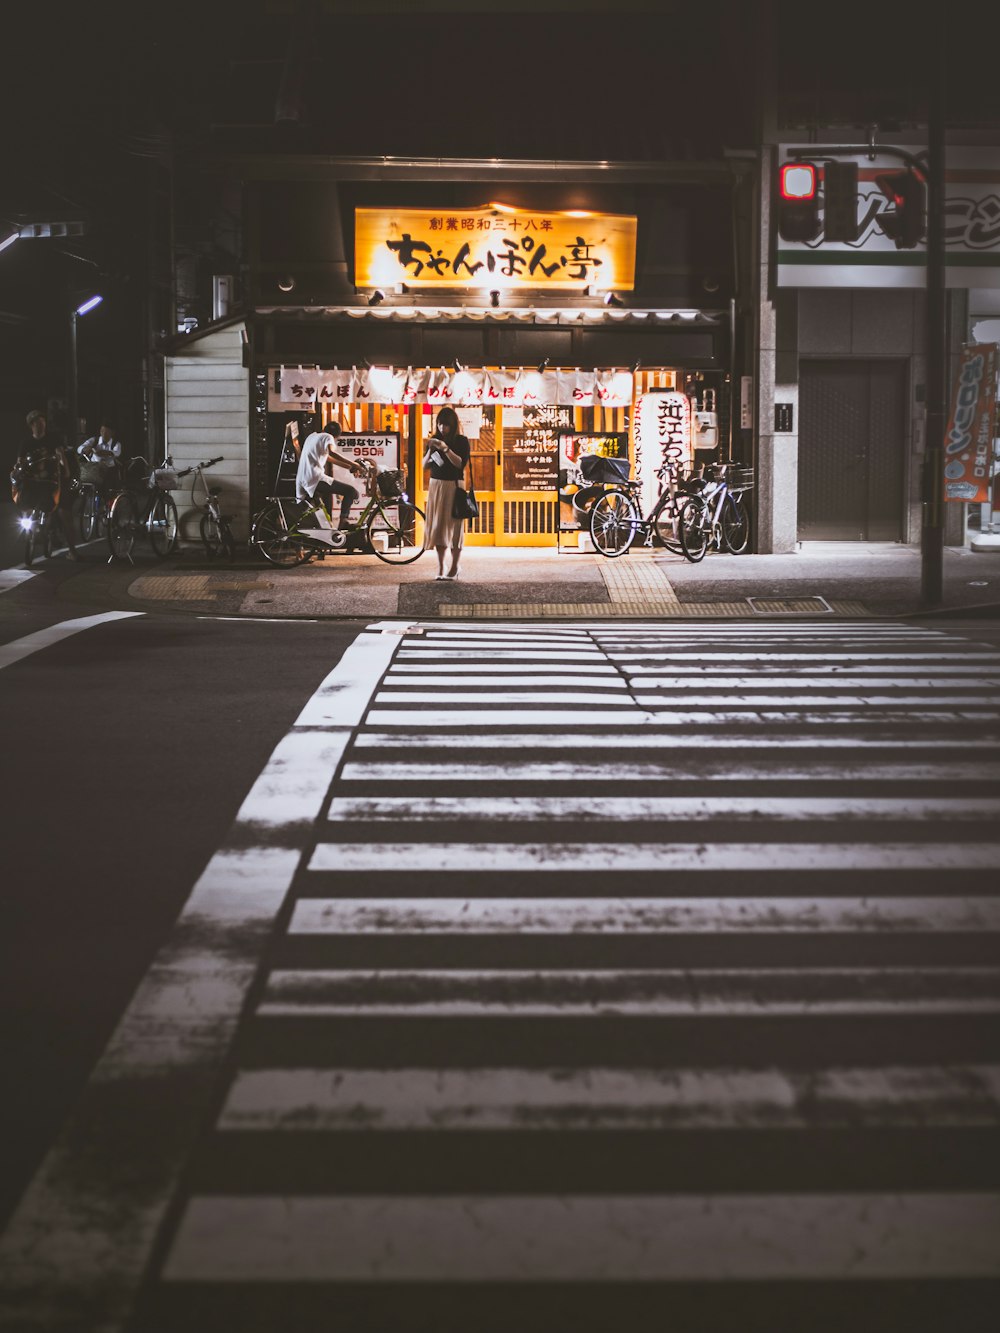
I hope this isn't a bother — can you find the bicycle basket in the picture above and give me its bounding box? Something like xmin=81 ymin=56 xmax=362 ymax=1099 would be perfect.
xmin=151 ymin=467 xmax=179 ymax=490
xmin=731 ymin=466 xmax=755 ymax=492
xmin=579 ymin=454 xmax=630 ymax=485
xmin=126 ymin=457 xmax=152 ymax=485
xmin=376 ymin=468 xmax=406 ymax=499
xmin=78 ymin=459 xmax=105 ymax=487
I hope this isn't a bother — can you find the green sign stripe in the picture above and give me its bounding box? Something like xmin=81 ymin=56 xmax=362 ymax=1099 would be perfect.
xmin=778 ymin=250 xmax=1000 ymax=266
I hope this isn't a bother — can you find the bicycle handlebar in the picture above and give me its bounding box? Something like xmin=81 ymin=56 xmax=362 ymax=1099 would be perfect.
xmin=175 ymin=456 xmax=225 ymax=481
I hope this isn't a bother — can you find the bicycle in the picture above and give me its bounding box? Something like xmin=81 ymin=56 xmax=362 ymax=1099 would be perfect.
xmin=17 ymin=504 xmax=58 ymax=566
xmin=676 ymin=462 xmax=753 ymax=563
xmin=106 ymin=455 xmax=181 ymax=562
xmin=181 ymin=455 xmax=236 ymax=559
xmin=77 ymin=482 xmax=109 ymax=542
xmin=76 ymin=454 xmax=128 ymax=542
xmin=588 ymin=458 xmax=705 ymax=558
xmin=250 ymin=463 xmax=426 ymax=567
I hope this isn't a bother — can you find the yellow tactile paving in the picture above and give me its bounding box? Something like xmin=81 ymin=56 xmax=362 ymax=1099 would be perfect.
xmin=440 ymin=600 xmax=871 ymax=618
xmin=596 ymin=556 xmax=683 ymax=609
xmin=130 ymin=574 xmax=271 ymax=601
xmin=130 ymin=575 xmax=215 ymax=600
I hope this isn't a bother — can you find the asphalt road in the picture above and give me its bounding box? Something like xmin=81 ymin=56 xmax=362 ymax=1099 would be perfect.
xmin=1 ymin=565 xmax=999 ymax=1331
xmin=0 ymin=581 xmax=365 ymax=1228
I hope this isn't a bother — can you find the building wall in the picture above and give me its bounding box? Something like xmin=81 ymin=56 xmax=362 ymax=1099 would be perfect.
xmin=165 ymin=323 xmax=250 ymax=541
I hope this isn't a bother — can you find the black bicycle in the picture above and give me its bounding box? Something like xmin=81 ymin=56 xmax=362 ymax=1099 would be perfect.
xmin=106 ymin=455 xmax=181 ymax=561
xmin=588 ymin=457 xmax=705 ymax=558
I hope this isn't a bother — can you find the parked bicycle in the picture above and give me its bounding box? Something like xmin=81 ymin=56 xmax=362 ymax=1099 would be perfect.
xmin=250 ymin=463 xmax=425 ymax=567
xmin=182 ymin=455 xmax=236 ymax=559
xmin=588 ymin=457 xmax=705 ymax=558
xmin=76 ymin=456 xmax=122 ymax=542
xmin=676 ymin=461 xmax=752 ymax=563
xmin=77 ymin=479 xmax=113 ymax=541
xmin=106 ymin=455 xmax=181 ymax=561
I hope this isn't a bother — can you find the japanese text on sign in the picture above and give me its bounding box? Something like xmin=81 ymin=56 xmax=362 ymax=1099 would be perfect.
xmin=943 ymin=343 xmax=998 ymax=504
xmin=634 ymin=392 xmax=692 ymax=518
xmin=502 ymin=405 xmax=573 ymax=492
xmin=356 ymin=206 xmax=637 ymax=291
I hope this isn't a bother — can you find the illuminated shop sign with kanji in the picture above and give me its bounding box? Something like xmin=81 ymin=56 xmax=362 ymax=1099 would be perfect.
xmin=355 ymin=205 xmax=637 ymax=291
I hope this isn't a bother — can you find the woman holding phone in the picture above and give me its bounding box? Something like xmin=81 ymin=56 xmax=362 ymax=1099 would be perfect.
xmin=422 ymin=405 xmax=471 ymax=579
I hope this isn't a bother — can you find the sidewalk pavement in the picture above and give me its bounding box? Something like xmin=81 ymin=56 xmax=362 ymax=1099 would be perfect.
xmin=55 ymin=541 xmax=1000 ymax=620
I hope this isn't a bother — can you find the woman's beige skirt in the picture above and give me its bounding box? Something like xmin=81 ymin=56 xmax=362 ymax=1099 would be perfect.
xmin=424 ymin=476 xmax=466 ymax=550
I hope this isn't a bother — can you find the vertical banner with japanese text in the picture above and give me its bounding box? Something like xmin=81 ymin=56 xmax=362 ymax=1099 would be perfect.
xmin=944 ymin=343 xmax=998 ymax=503
xmin=634 ymin=391 xmax=692 ymax=517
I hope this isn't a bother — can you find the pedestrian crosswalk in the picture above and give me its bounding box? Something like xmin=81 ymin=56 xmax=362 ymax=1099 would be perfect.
xmin=7 ymin=618 xmax=1000 ymax=1331
xmin=134 ymin=618 xmax=1000 ymax=1330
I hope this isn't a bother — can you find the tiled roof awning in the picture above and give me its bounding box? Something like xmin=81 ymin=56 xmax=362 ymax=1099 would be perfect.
xmin=256 ymin=305 xmax=723 ymax=327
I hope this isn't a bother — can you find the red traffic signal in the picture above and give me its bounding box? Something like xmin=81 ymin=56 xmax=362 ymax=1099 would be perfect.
xmin=875 ymin=170 xmax=926 ymax=249
xmin=777 ymin=162 xmax=820 ymax=243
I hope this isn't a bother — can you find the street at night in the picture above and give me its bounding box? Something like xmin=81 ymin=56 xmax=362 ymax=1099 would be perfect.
xmin=1 ymin=561 xmax=999 ymax=1328
xmin=3 ymin=0 xmax=1000 ymax=1328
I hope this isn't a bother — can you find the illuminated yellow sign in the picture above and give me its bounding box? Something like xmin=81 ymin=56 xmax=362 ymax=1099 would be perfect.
xmin=355 ymin=204 xmax=637 ymax=291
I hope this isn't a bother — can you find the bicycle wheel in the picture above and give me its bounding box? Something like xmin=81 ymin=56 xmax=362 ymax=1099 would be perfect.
xmin=24 ymin=514 xmax=37 ymax=567
xmin=589 ymin=490 xmax=639 ymax=557
xmin=678 ymin=497 xmax=710 ymax=563
xmin=107 ymin=492 xmax=138 ymax=560
xmin=79 ymin=486 xmax=97 ymax=541
xmin=200 ymin=511 xmax=223 ymax=557
xmin=653 ymin=506 xmax=684 ymax=555
xmin=251 ymin=501 xmax=310 ymax=567
xmin=149 ymin=492 xmax=179 ymax=557
xmin=368 ymin=500 xmax=427 ymax=565
xmin=721 ymin=493 xmax=750 ymax=555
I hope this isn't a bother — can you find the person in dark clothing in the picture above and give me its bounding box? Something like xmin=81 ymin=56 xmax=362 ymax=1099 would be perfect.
xmin=422 ymin=405 xmax=470 ymax=580
xmin=11 ymin=409 xmax=79 ymax=558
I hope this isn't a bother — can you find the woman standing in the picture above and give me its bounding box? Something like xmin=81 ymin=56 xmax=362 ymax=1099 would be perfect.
xmin=422 ymin=405 xmax=470 ymax=580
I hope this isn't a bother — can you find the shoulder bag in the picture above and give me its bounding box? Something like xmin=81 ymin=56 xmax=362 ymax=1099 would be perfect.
xmin=452 ymin=480 xmax=479 ymax=522
xmin=451 ymin=444 xmax=479 ymax=522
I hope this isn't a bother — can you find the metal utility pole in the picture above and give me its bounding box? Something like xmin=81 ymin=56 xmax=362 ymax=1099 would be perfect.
xmin=921 ymin=41 xmax=947 ymax=606
xmin=69 ymin=310 xmax=79 ymax=452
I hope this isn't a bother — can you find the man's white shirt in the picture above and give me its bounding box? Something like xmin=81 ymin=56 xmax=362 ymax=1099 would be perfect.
xmin=296 ymin=431 xmax=344 ymax=500
xmin=78 ymin=436 xmax=122 ymax=468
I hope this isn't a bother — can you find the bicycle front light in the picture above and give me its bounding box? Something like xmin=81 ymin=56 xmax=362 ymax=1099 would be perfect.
xmin=18 ymin=515 xmax=34 ymax=531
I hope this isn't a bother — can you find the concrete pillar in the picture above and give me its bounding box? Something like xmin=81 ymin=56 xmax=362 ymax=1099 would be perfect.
xmin=753 ymin=148 xmax=799 ymax=553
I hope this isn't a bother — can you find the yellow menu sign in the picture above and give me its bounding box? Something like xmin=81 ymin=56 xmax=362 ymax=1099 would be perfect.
xmin=356 ymin=205 xmax=637 ymax=291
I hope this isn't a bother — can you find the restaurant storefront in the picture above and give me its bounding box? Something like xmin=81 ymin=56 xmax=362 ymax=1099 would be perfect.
xmin=161 ymin=167 xmax=743 ymax=544
xmin=263 ymin=358 xmax=728 ymax=548
xmin=250 ymin=193 xmax=733 ymax=545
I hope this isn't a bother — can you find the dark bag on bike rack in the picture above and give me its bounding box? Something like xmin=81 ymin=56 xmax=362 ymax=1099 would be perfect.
xmin=580 ymin=454 xmax=630 ymax=485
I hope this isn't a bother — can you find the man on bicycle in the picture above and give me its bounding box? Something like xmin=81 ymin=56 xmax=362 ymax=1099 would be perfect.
xmin=78 ymin=421 xmax=123 ymax=493
xmin=295 ymin=418 xmax=366 ymax=529
xmin=10 ymin=409 xmax=79 ymax=559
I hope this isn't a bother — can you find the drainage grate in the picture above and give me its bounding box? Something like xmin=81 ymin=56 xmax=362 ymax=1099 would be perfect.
xmin=747 ymin=595 xmax=833 ymax=615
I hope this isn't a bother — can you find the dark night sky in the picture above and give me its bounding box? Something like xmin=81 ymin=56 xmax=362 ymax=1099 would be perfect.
xmin=1 ymin=1 xmax=994 ymax=428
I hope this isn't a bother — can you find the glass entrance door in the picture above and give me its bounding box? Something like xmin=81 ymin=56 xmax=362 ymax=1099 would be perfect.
xmin=494 ymin=405 xmax=569 ymax=547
